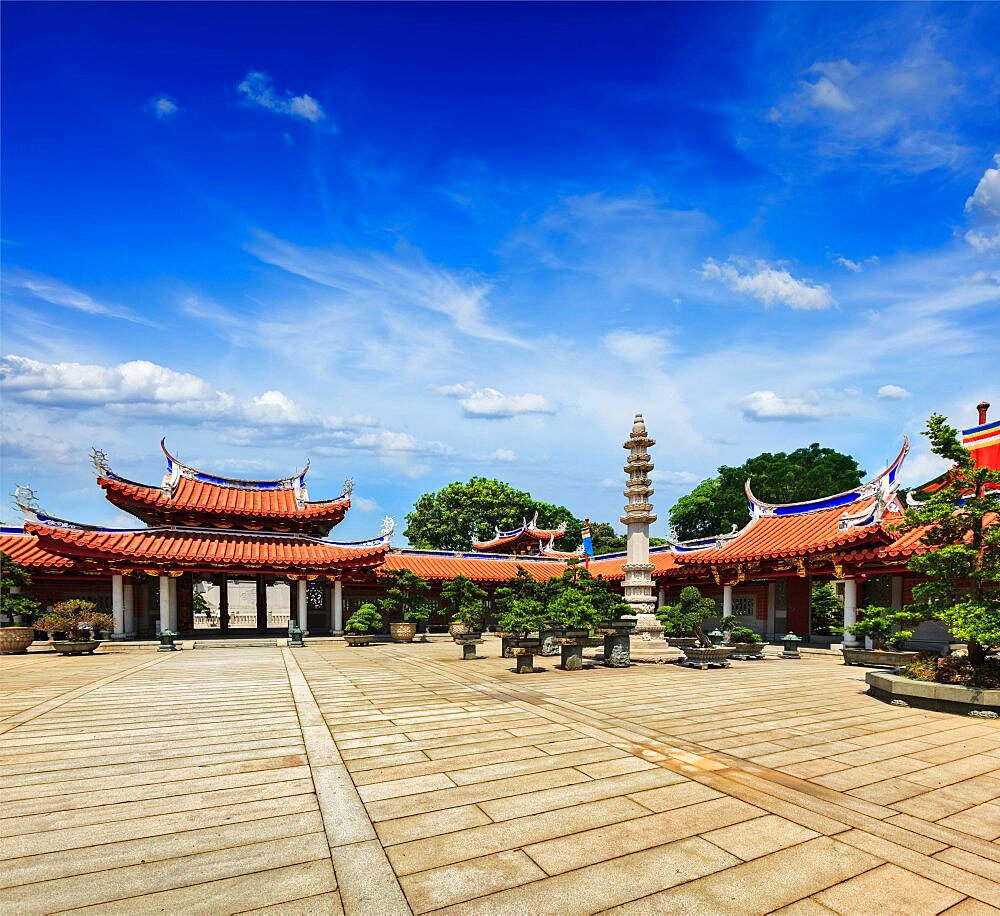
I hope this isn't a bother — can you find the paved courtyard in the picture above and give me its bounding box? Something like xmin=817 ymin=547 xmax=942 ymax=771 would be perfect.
xmin=2 ymin=639 xmax=1000 ymax=915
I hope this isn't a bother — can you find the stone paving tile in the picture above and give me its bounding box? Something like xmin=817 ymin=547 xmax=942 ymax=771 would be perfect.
xmin=4 ymin=639 xmax=1000 ymax=914
xmin=812 ymin=862 xmax=965 ymax=914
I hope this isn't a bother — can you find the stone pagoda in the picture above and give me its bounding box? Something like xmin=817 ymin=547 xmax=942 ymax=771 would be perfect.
xmin=621 ymin=413 xmax=663 ymax=639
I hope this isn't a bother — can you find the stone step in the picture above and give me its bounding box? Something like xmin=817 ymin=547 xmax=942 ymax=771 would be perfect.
xmin=192 ymin=639 xmax=278 ymax=649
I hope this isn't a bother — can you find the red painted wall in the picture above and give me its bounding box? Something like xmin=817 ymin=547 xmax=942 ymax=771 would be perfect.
xmin=786 ymin=576 xmax=810 ymax=633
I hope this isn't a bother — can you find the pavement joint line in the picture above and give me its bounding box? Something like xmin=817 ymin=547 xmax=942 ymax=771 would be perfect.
xmin=0 ymin=652 xmax=173 ymax=734
xmin=281 ymin=647 xmax=412 ymax=916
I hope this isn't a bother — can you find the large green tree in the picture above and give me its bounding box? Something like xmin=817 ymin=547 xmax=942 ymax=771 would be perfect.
xmin=899 ymin=414 xmax=1000 ymax=668
xmin=669 ymin=444 xmax=865 ymax=540
xmin=404 ymin=477 xmax=582 ymax=550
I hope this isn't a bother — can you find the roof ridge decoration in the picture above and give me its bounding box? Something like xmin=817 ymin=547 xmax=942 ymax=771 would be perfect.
xmin=745 ymin=438 xmax=909 ymax=522
xmin=471 ymin=510 xmax=568 ymax=551
xmin=667 ymin=525 xmax=742 ymax=553
xmin=159 ymin=438 xmax=312 ymax=493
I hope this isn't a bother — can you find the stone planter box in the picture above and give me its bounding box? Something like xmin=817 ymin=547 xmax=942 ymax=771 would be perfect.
xmin=344 ymin=634 xmax=373 ymax=647
xmin=449 ymin=622 xmax=469 ymax=638
xmin=390 ymin=622 xmax=417 ymax=644
xmin=453 ymin=632 xmax=483 ymax=660
xmin=49 ymin=639 xmax=102 ymax=656
xmin=842 ymin=647 xmax=921 ymax=668
xmin=0 ymin=626 xmax=35 ymax=654
xmin=680 ymin=646 xmax=732 ymax=669
xmin=866 ymin=671 xmax=1000 ymax=717
xmin=538 ymin=629 xmax=561 ymax=657
xmin=729 ymin=642 xmax=765 ymax=660
xmin=499 ymin=633 xmax=515 ymax=658
xmin=666 ymin=637 xmax=699 ymax=648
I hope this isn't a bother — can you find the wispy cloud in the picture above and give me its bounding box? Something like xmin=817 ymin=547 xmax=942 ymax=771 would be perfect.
xmin=701 ymin=258 xmax=833 ymax=310
xmin=237 ymin=71 xmax=327 ymax=124
xmin=964 ymin=153 xmax=1000 ymax=253
xmin=877 ymin=384 xmax=911 ymax=400
xmin=2 ymin=269 xmax=154 ymax=325
xmin=604 ymin=330 xmax=671 ymax=363
xmin=834 ymin=255 xmax=878 ymax=273
xmin=150 ymin=96 xmax=179 ymax=120
xmin=248 ymin=232 xmax=525 ymax=345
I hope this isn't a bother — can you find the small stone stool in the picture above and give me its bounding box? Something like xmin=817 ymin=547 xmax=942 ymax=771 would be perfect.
xmin=557 ymin=638 xmax=584 ymax=670
xmin=459 ymin=640 xmax=483 ymax=660
xmin=512 ymin=647 xmax=535 ymax=673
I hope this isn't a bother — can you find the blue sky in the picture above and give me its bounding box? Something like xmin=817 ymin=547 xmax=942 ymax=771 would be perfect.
xmin=2 ymin=2 xmax=998 ymax=541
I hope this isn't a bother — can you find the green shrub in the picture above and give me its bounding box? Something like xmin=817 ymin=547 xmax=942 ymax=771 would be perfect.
xmin=345 ymin=603 xmax=382 ymax=635
xmin=726 ymin=625 xmax=762 ymax=644
xmin=35 ymin=599 xmax=113 ymax=640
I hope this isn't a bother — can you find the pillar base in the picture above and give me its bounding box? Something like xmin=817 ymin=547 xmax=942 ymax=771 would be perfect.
xmin=603 ymin=633 xmax=631 ymax=668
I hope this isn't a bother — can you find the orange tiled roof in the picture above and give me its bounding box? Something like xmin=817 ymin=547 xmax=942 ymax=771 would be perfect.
xmin=588 ymin=549 xmax=685 ymax=581
xmin=25 ymin=522 xmax=387 ymax=572
xmin=382 ymin=552 xmax=566 ymax=583
xmin=0 ymin=531 xmax=75 ymax=570
xmin=100 ymin=476 xmax=350 ymax=523
xmin=679 ymin=498 xmax=892 ymax=566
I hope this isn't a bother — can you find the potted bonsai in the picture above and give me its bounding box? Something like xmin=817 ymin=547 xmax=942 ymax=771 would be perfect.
xmin=1 ymin=550 xmax=41 ymax=655
xmin=669 ymin=587 xmax=733 ymax=669
xmin=495 ymin=566 xmax=542 ymax=657
xmin=838 ymin=605 xmax=926 ymax=667
xmin=344 ymin=602 xmax=382 ymax=646
xmin=35 ymin=599 xmax=113 ymax=656
xmin=723 ymin=621 xmax=765 ymax=660
xmin=380 ymin=568 xmax=430 ymax=643
xmin=655 ymin=594 xmax=698 ymax=648
xmin=587 ymin=574 xmax=635 ymax=668
xmin=442 ymin=575 xmax=487 ymax=659
xmin=545 ymin=584 xmax=602 ymax=670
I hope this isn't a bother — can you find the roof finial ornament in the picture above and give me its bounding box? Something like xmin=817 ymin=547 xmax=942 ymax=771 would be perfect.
xmin=343 ymin=476 xmax=354 ymax=498
xmin=380 ymin=516 xmax=395 ymax=542
xmin=12 ymin=484 xmax=41 ymax=514
xmin=90 ymin=447 xmax=111 ymax=475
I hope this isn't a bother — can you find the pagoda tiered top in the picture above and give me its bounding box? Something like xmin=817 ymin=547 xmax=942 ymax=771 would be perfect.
xmin=94 ymin=440 xmax=351 ymax=536
xmin=471 ymin=512 xmax=569 ymax=555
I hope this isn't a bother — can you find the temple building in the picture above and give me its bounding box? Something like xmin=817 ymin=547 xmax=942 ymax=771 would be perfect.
xmin=2 ymin=403 xmax=996 ymax=643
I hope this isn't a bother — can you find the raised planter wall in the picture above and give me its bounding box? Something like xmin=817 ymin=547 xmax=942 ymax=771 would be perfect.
xmin=866 ymin=671 xmax=1000 ymax=717
xmin=843 ymin=647 xmax=921 ymax=668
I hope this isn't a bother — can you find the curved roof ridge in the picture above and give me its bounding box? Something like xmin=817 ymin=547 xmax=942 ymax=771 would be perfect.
xmin=744 ymin=438 xmax=908 ymax=518
xmin=160 ymin=438 xmax=311 ymax=491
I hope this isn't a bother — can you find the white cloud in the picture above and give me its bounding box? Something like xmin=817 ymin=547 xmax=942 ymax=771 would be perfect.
xmin=806 ymin=71 xmax=855 ymax=112
xmin=490 ymin=448 xmax=517 ymax=462
xmin=833 ymin=255 xmax=878 ymax=273
xmin=352 ymin=495 xmax=379 ymax=512
xmin=248 ymin=233 xmax=523 ymax=345
xmin=965 ymin=154 xmax=1000 ymax=217
xmin=237 ymin=71 xmax=326 ymax=123
xmin=877 ymin=384 xmax=911 ymax=400
xmin=457 ymin=387 xmax=554 ymax=419
xmin=3 ymin=269 xmax=152 ymax=325
xmin=432 ymin=382 xmax=477 ymax=397
xmin=965 ymin=229 xmax=1000 ymax=253
xmin=151 ymin=96 xmax=178 ymax=120
xmin=701 ymin=258 xmax=834 ymax=310
xmin=899 ymin=449 xmax=950 ymax=487
xmin=0 ymin=354 xmax=446 ymax=463
xmin=736 ymin=390 xmax=834 ymax=422
xmin=603 ymin=331 xmax=671 ymax=363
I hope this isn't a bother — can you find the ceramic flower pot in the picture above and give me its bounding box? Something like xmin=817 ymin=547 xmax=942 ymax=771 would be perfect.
xmin=390 ymin=622 xmax=417 ymax=643
xmin=0 ymin=626 xmax=34 ymax=654
xmin=49 ymin=639 xmax=102 ymax=656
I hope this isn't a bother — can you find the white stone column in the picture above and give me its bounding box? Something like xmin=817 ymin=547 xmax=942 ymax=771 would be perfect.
xmin=297 ymin=579 xmax=308 ymax=629
xmin=168 ymin=577 xmax=178 ymax=631
xmin=722 ymin=585 xmax=733 ymax=618
xmin=111 ymin=574 xmax=125 ymax=637
xmin=842 ymin=578 xmax=858 ymax=647
xmin=333 ymin=580 xmax=343 ymax=635
xmin=621 ymin=413 xmax=661 ymax=638
xmin=657 ymin=587 xmax=666 ymax=608
xmin=159 ymin=575 xmax=171 ymax=634
xmin=766 ymin=582 xmax=776 ymax=639
xmin=123 ymin=581 xmax=135 ymax=638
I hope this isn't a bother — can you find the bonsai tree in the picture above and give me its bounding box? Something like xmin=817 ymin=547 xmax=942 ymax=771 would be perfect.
xmin=578 ymin=572 xmax=630 ymax=624
xmin=898 ymin=413 xmax=1000 ymax=668
xmin=546 ymin=587 xmax=602 ymax=634
xmin=1 ymin=551 xmax=41 ymax=626
xmin=662 ymin=586 xmax=718 ymax=647
xmin=725 ymin=624 xmax=763 ymax=645
xmin=441 ymin=574 xmax=487 ymax=632
xmin=345 ymin=603 xmax=383 ymax=635
xmin=35 ymin=599 xmax=113 ymax=641
xmin=380 ymin=568 xmax=431 ymax=624
xmin=495 ymin=567 xmax=545 ymax=638
xmin=835 ymin=604 xmax=926 ymax=651
xmin=809 ymin=582 xmax=841 ymax=636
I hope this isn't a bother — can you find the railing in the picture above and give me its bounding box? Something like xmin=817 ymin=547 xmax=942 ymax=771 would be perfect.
xmin=193 ymin=612 xmax=291 ymax=629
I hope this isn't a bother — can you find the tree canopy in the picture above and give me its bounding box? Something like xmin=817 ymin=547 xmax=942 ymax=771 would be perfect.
xmin=404 ymin=477 xmax=582 ymax=550
xmin=899 ymin=413 xmax=1000 ymax=668
xmin=669 ymin=443 xmax=865 ymax=541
